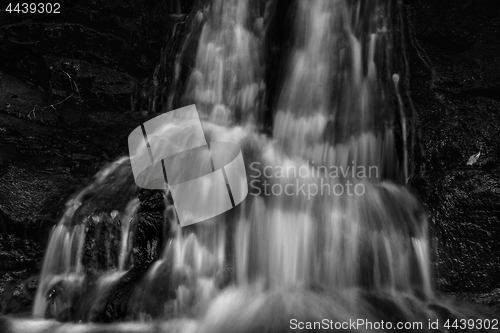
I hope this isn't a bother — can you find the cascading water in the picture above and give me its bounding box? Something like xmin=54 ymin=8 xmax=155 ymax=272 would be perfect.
xmin=32 ymin=157 xmax=140 ymax=321
xmin=9 ymin=0 xmax=493 ymax=332
xmin=182 ymin=0 xmax=269 ymax=125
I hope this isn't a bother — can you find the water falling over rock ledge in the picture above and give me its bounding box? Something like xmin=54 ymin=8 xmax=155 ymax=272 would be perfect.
xmin=1 ymin=0 xmax=499 ymax=331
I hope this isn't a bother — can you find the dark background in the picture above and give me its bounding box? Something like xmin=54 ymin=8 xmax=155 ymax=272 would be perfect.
xmin=0 ymin=0 xmax=499 ymax=315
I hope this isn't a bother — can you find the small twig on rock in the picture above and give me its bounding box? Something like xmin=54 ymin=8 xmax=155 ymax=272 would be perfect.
xmin=59 ymin=69 xmax=81 ymax=99
xmin=29 ymin=93 xmax=75 ymax=117
xmin=28 ymin=105 xmax=37 ymax=119
xmin=50 ymin=93 xmax=75 ymax=109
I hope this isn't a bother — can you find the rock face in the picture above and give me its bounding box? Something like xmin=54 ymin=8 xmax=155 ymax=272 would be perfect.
xmin=404 ymin=0 xmax=500 ymax=294
xmin=0 ymin=0 xmax=191 ymax=110
xmin=0 ymin=235 xmax=41 ymax=315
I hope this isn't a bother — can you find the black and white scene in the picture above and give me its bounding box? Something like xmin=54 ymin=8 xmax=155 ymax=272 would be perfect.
xmin=0 ymin=0 xmax=499 ymax=332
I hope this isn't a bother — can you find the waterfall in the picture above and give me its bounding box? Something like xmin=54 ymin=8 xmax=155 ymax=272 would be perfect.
xmin=23 ymin=0 xmax=490 ymax=331
xmin=136 ymin=0 xmax=431 ymax=318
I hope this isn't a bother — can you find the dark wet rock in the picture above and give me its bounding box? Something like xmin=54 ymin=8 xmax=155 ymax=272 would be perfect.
xmin=440 ymin=289 xmax=500 ymax=318
xmin=0 ymin=0 xmax=192 ymax=115
xmin=91 ymin=265 xmax=147 ymax=323
xmin=0 ymin=71 xmax=139 ymax=230
xmin=456 ymin=289 xmax=500 ymax=314
xmin=0 ymin=0 xmax=189 ymax=79
xmin=0 ymin=20 xmax=125 ymax=71
xmin=0 ymin=234 xmax=42 ymax=315
xmin=0 ymin=22 xmax=137 ymax=111
xmin=124 ymin=262 xmax=177 ymax=321
xmin=405 ymin=0 xmax=500 ymax=294
xmin=132 ymin=189 xmax=167 ymax=266
xmin=0 ymin=316 xmax=10 ymax=332
xmin=132 ymin=12 xmax=202 ymax=114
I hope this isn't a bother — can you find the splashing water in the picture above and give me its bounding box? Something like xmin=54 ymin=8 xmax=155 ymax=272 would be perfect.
xmin=23 ymin=0 xmax=495 ymax=332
